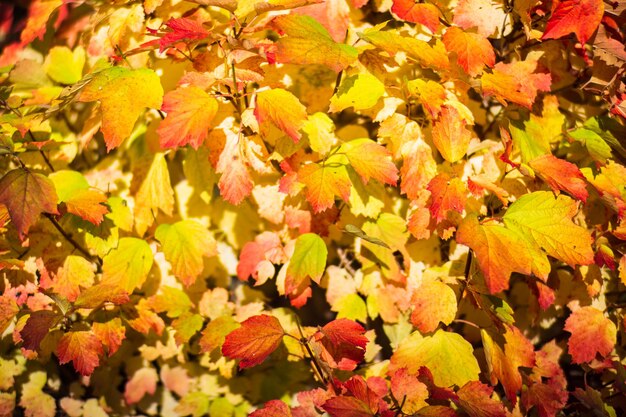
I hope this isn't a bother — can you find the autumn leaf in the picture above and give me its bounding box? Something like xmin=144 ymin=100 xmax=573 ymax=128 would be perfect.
xmin=49 ymin=255 xmax=96 ymax=302
xmin=443 ymin=27 xmax=495 ymax=77
xmin=427 ymin=173 xmax=467 ymax=223
xmin=481 ymin=60 xmax=551 ymax=109
xmin=49 ymin=170 xmax=108 ymax=225
xmin=20 ymin=310 xmax=61 ymax=351
xmin=158 ymin=86 xmax=219 ymax=149
xmin=44 ymin=46 xmax=85 ymax=85
xmin=431 ymin=105 xmax=474 ymax=162
xmin=78 ymin=67 xmax=163 ymax=150
xmin=455 ymin=381 xmax=506 ymax=417
xmin=273 ymin=14 xmax=358 ymax=72
xmin=20 ymin=0 xmax=63 ymax=45
xmin=222 ymin=315 xmax=285 ymax=369
xmin=503 ymin=191 xmax=594 ymax=267
xmin=390 ymin=368 xmax=429 ymax=414
xmin=528 ymin=154 xmax=589 ymax=202
xmin=154 ymin=17 xmax=210 ymax=52
xmin=321 ymin=396 xmax=374 ymax=417
xmin=564 ymin=306 xmax=617 ymax=364
xmin=155 ymin=220 xmax=217 ymax=286
xmin=390 ymin=330 xmax=480 ymax=388
xmin=93 ymin=318 xmax=126 ymax=357
xmin=250 ymin=400 xmax=293 ymax=417
xmin=102 ymin=237 xmax=154 ymax=292
xmin=456 ymin=215 xmax=542 ymax=294
xmin=391 ymin=0 xmax=440 ymax=33
xmin=0 ymin=169 xmax=58 ymax=240
xmin=298 ymin=162 xmax=351 ymax=212
xmin=134 ymin=152 xmax=175 ymax=235
xmin=314 ymin=318 xmax=367 ymax=371
xmin=453 ymin=0 xmax=507 ymax=38
xmin=342 ymin=139 xmax=398 ymax=185
xmin=19 ymin=372 xmax=55 ymax=417
xmin=329 ymin=72 xmax=385 ymax=113
xmin=0 ymin=295 xmax=19 ymax=335
xmin=125 ymin=367 xmax=158 ymax=404
xmin=56 ymin=331 xmax=104 ymax=376
xmin=73 ymin=283 xmax=130 ymax=309
xmin=542 ymin=0 xmax=604 ymax=45
xmin=199 ymin=315 xmax=239 ymax=354
xmin=410 ymin=280 xmax=457 ymax=333
xmin=481 ymin=324 xmax=535 ymax=404
xmin=216 ymin=130 xmax=254 ymax=205
xmin=254 ymin=88 xmax=308 ymax=142
xmin=286 ymin=233 xmax=327 ymax=293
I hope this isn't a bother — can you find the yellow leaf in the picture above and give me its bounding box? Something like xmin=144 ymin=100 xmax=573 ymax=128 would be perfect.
xmin=102 ymin=238 xmax=154 ymax=292
xmin=135 ymin=153 xmax=174 ymax=236
xmin=78 ymin=67 xmax=163 ymax=150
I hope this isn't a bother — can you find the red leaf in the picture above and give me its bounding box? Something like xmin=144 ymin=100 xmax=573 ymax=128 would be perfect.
xmin=314 ymin=319 xmax=367 ymax=371
xmin=222 ymin=315 xmax=285 ymax=369
xmin=250 ymin=400 xmax=293 ymax=417
xmin=56 ymin=331 xmax=103 ymax=376
xmin=321 ymin=396 xmax=374 ymax=417
xmin=529 ymin=154 xmax=588 ymax=202
xmin=157 ymin=17 xmax=210 ymax=52
xmin=522 ymin=379 xmax=568 ymax=417
xmin=455 ymin=381 xmax=506 ymax=417
xmin=564 ymin=306 xmax=617 ymax=364
xmin=21 ymin=310 xmax=60 ymax=351
xmin=0 ymin=169 xmax=58 ymax=240
xmin=542 ymin=0 xmax=604 ymax=45
xmin=481 ymin=60 xmax=551 ymax=109
xmin=391 ymin=0 xmax=440 ymax=33
xmin=443 ymin=27 xmax=495 ymax=77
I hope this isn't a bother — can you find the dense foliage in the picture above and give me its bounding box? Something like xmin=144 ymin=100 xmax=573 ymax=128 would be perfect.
xmin=0 ymin=0 xmax=625 ymax=416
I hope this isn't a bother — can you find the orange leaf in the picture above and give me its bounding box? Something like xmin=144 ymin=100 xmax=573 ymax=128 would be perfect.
xmin=0 ymin=295 xmax=19 ymax=335
xmin=391 ymin=0 xmax=440 ymax=33
xmin=93 ymin=318 xmax=126 ymax=357
xmin=298 ymin=163 xmax=351 ymax=213
xmin=216 ymin=132 xmax=253 ymax=205
xmin=481 ymin=60 xmax=551 ymax=109
xmin=431 ymin=105 xmax=473 ymax=162
xmin=410 ymin=281 xmax=457 ymax=333
xmin=455 ymin=381 xmax=506 ymax=417
xmin=158 ymin=86 xmax=218 ymax=149
xmin=56 ymin=331 xmax=103 ymax=376
xmin=343 ymin=139 xmax=398 ymax=185
xmin=314 ymin=319 xmax=367 ymax=371
xmin=255 ymin=88 xmax=308 ymax=142
xmin=427 ymin=173 xmax=467 ymax=223
xmin=390 ymin=368 xmax=428 ymax=414
xmin=481 ymin=324 xmax=535 ymax=405
xmin=0 ymin=169 xmax=58 ymax=240
xmin=456 ymin=215 xmax=535 ymax=293
xmin=443 ymin=27 xmax=495 ymax=77
xmin=20 ymin=0 xmax=63 ymax=45
xmin=564 ymin=306 xmax=617 ymax=364
xmin=529 ymin=154 xmax=589 ymax=202
xmin=542 ymin=0 xmax=604 ymax=45
xmin=64 ymin=189 xmax=109 ymax=225
xmin=222 ymin=315 xmax=285 ymax=369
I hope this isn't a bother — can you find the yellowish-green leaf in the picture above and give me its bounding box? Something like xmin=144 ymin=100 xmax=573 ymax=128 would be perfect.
xmin=390 ymin=330 xmax=480 ymax=388
xmin=78 ymin=67 xmax=163 ymax=150
xmin=44 ymin=46 xmax=85 ymax=85
xmin=155 ymin=220 xmax=217 ymax=287
xmin=19 ymin=371 xmax=55 ymax=417
xmin=49 ymin=170 xmax=89 ymax=203
xmin=274 ymin=14 xmax=358 ymax=73
xmin=503 ymin=191 xmax=594 ymax=267
xmin=330 ymin=72 xmax=385 ymax=113
xmin=332 ymin=294 xmax=367 ymax=323
xmin=286 ymin=233 xmax=327 ymax=293
xmin=102 ymin=238 xmax=154 ymax=292
xmin=134 ymin=153 xmax=174 ymax=236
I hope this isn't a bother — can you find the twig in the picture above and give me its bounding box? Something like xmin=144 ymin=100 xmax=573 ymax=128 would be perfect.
xmin=45 ymin=214 xmax=102 ymax=267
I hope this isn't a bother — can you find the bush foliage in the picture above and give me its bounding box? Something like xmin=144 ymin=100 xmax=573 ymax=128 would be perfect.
xmin=0 ymin=0 xmax=625 ymax=416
